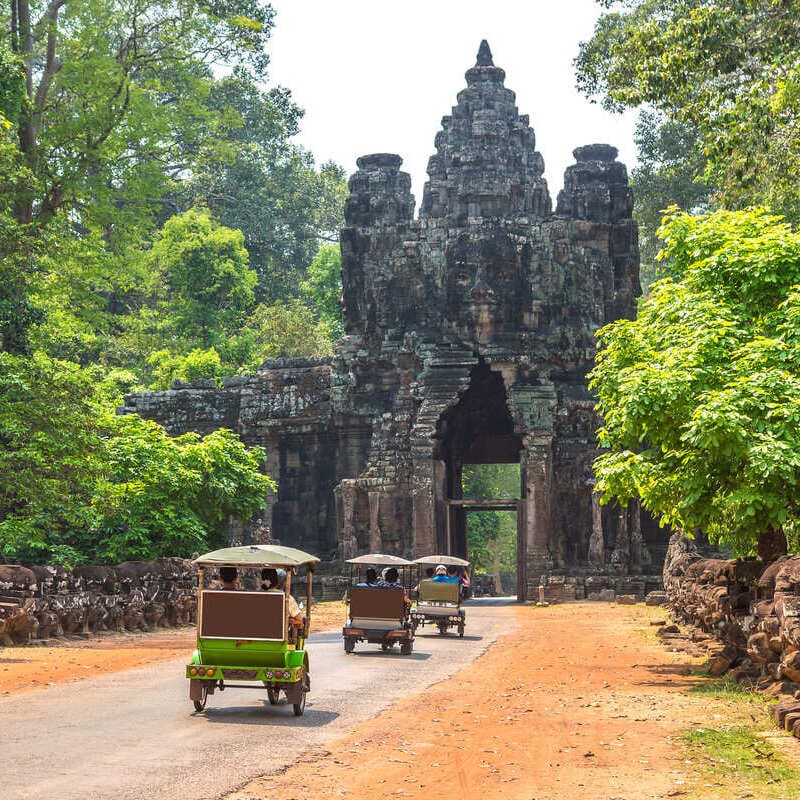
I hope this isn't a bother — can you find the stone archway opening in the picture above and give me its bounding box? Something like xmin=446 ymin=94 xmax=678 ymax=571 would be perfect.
xmin=433 ymin=361 xmax=525 ymax=597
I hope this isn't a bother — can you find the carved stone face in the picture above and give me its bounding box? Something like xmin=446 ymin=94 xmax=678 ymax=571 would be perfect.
xmin=444 ymin=232 xmax=530 ymax=339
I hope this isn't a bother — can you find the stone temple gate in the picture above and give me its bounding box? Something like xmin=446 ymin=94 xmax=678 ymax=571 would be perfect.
xmin=124 ymin=42 xmax=667 ymax=599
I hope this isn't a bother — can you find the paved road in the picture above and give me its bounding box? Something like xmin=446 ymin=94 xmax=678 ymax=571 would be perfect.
xmin=2 ymin=600 xmax=514 ymax=800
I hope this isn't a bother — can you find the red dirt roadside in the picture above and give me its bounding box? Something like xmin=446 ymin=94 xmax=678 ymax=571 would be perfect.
xmin=226 ymin=603 xmax=714 ymax=800
xmin=0 ymin=600 xmax=347 ymax=696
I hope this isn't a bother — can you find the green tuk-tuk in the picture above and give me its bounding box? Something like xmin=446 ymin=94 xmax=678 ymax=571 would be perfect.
xmin=410 ymin=554 xmax=470 ymax=637
xmin=186 ymin=544 xmax=319 ymax=716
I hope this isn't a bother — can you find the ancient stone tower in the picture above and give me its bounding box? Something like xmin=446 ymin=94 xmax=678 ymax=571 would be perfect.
xmin=124 ymin=42 xmax=666 ymax=599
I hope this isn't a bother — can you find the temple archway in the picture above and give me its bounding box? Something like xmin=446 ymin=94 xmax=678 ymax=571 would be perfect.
xmin=433 ymin=361 xmax=526 ymax=597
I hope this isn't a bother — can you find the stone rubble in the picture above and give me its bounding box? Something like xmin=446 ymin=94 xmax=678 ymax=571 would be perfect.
xmin=661 ymin=532 xmax=800 ymax=739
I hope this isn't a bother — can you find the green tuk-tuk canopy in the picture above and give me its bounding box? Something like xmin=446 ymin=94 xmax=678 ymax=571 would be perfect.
xmin=412 ymin=554 xmax=471 ymax=567
xmin=193 ymin=545 xmax=320 ymax=568
xmin=345 ymin=553 xmax=413 ymax=566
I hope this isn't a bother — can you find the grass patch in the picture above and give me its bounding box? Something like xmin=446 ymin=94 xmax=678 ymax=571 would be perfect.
xmin=688 ymin=677 xmax=767 ymax=703
xmin=681 ymin=726 xmax=800 ymax=798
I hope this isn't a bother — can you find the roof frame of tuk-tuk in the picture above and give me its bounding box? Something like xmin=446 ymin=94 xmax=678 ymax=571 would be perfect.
xmin=344 ymin=553 xmax=414 ymax=589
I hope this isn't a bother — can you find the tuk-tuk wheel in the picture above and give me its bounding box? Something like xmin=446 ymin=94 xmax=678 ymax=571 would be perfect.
xmin=437 ymin=622 xmax=448 ymax=635
xmin=192 ymin=684 xmax=208 ymax=712
xmin=400 ymin=640 xmax=413 ymax=656
xmin=458 ymin=624 xmax=465 ymax=637
xmin=267 ymin=686 xmax=281 ymax=705
xmin=293 ymin=677 xmax=309 ymax=716
xmin=344 ymin=636 xmax=355 ymax=654
xmin=381 ymin=642 xmax=392 ymax=652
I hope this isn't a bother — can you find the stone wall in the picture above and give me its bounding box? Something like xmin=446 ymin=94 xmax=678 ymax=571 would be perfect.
xmin=0 ymin=560 xmax=198 ymax=645
xmin=662 ymin=533 xmax=800 ymax=739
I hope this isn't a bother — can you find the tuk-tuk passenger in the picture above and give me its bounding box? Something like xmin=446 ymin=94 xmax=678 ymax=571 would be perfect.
xmin=261 ymin=568 xmax=304 ymax=632
xmin=215 ymin=567 xmax=239 ymax=590
xmin=458 ymin=567 xmax=472 ymax=599
xmin=433 ymin=564 xmax=459 ymax=583
xmin=356 ymin=567 xmax=379 ymax=587
xmin=377 ymin=567 xmax=411 ymax=610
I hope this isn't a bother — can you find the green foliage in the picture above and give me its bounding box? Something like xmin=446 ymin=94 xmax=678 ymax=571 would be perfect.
xmin=0 ymin=104 xmax=41 ymax=353
xmin=462 ymin=464 xmax=519 ymax=591
xmin=234 ymin=299 xmax=335 ymax=370
xmin=4 ymin=0 xmax=276 ymax=229
xmin=0 ymin=352 xmax=273 ymax=564
xmin=576 ymin=0 xmax=800 ymax=221
xmin=151 ymin=208 xmax=256 ymax=347
xmin=181 ymin=71 xmax=348 ymax=302
xmin=591 ymin=207 xmax=800 ymax=554
xmin=0 ymin=47 xmax=25 ymax=123
xmin=99 ymin=417 xmax=274 ymax=563
xmin=2 ymin=3 xmax=345 ymax=368
xmin=630 ymin=111 xmax=712 ymax=288
xmin=146 ymin=348 xmax=223 ymax=390
xmin=300 ymin=245 xmax=344 ymax=340
xmin=0 ymin=351 xmax=108 ymax=561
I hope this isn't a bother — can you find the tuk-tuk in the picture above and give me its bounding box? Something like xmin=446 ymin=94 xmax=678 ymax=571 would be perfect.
xmin=186 ymin=544 xmax=319 ymax=716
xmin=410 ymin=554 xmax=470 ymax=637
xmin=342 ymin=554 xmax=415 ymax=655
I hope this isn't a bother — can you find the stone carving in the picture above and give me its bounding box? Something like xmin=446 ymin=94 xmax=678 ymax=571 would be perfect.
xmin=122 ymin=42 xmax=667 ymax=598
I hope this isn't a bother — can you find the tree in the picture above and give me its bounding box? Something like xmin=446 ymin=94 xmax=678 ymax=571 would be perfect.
xmin=99 ymin=418 xmax=274 ymax=562
xmin=630 ymin=110 xmax=712 ymax=288
xmin=575 ymin=0 xmax=800 ymax=220
xmin=180 ymin=72 xmax=348 ymax=302
xmin=150 ymin=208 xmax=256 ymax=347
xmin=0 ymin=352 xmax=109 ymax=563
xmin=0 ymin=47 xmax=40 ymax=352
xmin=0 ymin=351 xmax=274 ymax=564
xmin=4 ymin=1 xmax=275 ymax=230
xmin=590 ymin=207 xmax=800 ymax=555
xmin=145 ymin=347 xmax=222 ymax=390
xmin=300 ymin=244 xmax=344 ymax=340
xmin=232 ymin=298 xmax=335 ymax=372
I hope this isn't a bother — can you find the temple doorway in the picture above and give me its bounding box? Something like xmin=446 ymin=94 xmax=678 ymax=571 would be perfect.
xmin=433 ymin=362 xmax=526 ymax=598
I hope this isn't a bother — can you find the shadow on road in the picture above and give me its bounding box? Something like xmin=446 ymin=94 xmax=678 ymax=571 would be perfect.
xmin=346 ymin=650 xmax=432 ymax=661
xmin=198 ymin=704 xmax=340 ymax=727
xmin=463 ymin=596 xmax=518 ymax=606
xmin=631 ymin=660 xmax=704 ymax=689
xmin=413 ymin=632 xmax=483 ymax=642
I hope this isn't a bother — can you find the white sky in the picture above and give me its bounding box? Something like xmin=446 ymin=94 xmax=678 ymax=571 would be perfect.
xmin=266 ymin=0 xmax=637 ymax=203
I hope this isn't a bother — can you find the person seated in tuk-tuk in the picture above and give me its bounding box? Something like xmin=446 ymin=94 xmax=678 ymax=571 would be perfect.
xmin=261 ymin=568 xmax=304 ymax=634
xmin=432 ymin=564 xmax=459 ymax=583
xmin=458 ymin=567 xmax=472 ymax=599
xmin=377 ymin=567 xmax=411 ymax=610
xmin=356 ymin=567 xmax=379 ymax=587
xmin=214 ymin=567 xmax=239 ymax=590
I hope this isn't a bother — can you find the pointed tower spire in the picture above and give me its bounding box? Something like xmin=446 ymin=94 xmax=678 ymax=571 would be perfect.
xmin=476 ymin=39 xmax=494 ymax=67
